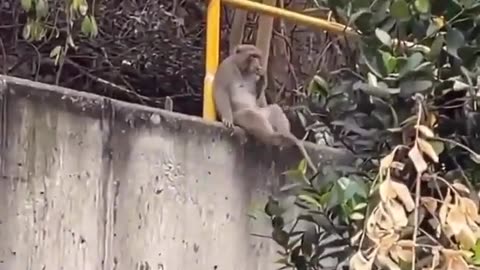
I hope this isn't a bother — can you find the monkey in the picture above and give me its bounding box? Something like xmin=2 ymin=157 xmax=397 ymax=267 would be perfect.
xmin=212 ymin=44 xmax=318 ymax=174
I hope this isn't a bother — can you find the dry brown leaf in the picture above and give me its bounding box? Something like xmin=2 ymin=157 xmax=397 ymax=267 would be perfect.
xmin=367 ymin=207 xmax=381 ymax=240
xmin=439 ymin=210 xmax=450 ymax=227
xmin=378 ymin=204 xmax=395 ymax=232
xmin=456 ymin=227 xmax=477 ymax=250
xmin=379 ymin=232 xmax=399 ymax=250
xmin=427 ymin=113 xmax=437 ymax=127
xmin=385 ymin=200 xmax=408 ymax=229
xmin=349 ymin=251 xmax=374 ymax=270
xmin=401 ymin=115 xmax=417 ymax=126
xmin=417 ymin=138 xmax=439 ymax=163
xmin=408 ymin=145 xmax=428 ymax=173
xmin=459 ymin=197 xmax=479 ymax=221
xmin=379 ymin=179 xmax=396 ymax=202
xmin=442 ymin=248 xmax=469 ymax=270
xmin=429 ymin=247 xmax=441 ymax=270
xmin=415 ymin=124 xmax=434 ymax=138
xmin=390 ymin=161 xmax=405 ymax=170
xmin=376 ymin=252 xmax=401 ymax=270
xmin=439 ymin=190 xmax=452 ymax=226
xmin=429 ymin=140 xmax=445 ymax=156
xmin=427 ymin=217 xmax=441 ymax=237
xmin=390 ymin=243 xmax=413 ymax=263
xmin=421 ymin=197 xmax=438 ymax=213
xmin=397 ymin=239 xmax=415 ymax=247
xmin=380 ymin=150 xmax=396 ymax=173
xmin=446 ymin=205 xmax=467 ymax=235
xmin=351 ymin=231 xmax=363 ymax=246
xmin=452 ymin=182 xmax=470 ymax=194
xmin=444 ymin=224 xmax=455 ymax=239
xmin=446 ymin=254 xmax=469 ymax=270
xmin=466 ymin=215 xmax=480 ymax=234
xmin=390 ymin=180 xmax=415 ymax=212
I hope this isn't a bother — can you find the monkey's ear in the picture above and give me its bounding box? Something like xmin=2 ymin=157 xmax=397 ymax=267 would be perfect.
xmin=234 ymin=44 xmax=258 ymax=55
xmin=233 ymin=44 xmax=245 ymax=54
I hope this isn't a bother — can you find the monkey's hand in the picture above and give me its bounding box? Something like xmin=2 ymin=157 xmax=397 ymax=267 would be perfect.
xmin=221 ymin=117 xmax=234 ymax=130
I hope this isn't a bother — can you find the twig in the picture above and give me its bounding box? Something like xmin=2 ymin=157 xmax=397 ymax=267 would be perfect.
xmin=20 ymin=40 xmax=41 ymax=81
xmin=411 ymin=94 xmax=424 ymax=270
xmin=63 ymin=57 xmax=160 ymax=105
xmin=0 ymin=37 xmax=6 ymax=75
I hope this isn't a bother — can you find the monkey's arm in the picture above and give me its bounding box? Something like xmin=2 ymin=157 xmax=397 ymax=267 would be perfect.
xmin=213 ymin=85 xmax=234 ymax=128
xmin=256 ymin=75 xmax=268 ymax=108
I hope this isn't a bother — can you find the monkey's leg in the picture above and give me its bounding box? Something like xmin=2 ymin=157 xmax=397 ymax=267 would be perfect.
xmin=263 ymin=104 xmax=295 ymax=146
xmin=213 ymin=84 xmax=234 ymax=129
xmin=266 ymin=104 xmax=291 ymax=134
xmin=266 ymin=105 xmax=318 ymax=173
xmin=233 ymin=108 xmax=284 ymax=146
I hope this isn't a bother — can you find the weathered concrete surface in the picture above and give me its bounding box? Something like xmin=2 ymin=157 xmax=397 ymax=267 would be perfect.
xmin=0 ymin=75 xmax=352 ymax=270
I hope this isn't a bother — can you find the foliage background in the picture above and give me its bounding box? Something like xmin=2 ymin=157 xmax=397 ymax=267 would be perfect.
xmin=0 ymin=0 xmax=352 ymax=126
xmin=3 ymin=0 xmax=480 ymax=268
xmin=259 ymin=0 xmax=480 ymax=269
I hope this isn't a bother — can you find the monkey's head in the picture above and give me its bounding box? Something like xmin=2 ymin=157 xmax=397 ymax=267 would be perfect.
xmin=233 ymin=44 xmax=265 ymax=77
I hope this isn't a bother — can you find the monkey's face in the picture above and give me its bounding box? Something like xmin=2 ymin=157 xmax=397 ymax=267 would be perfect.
xmin=248 ymin=55 xmax=264 ymax=77
xmin=233 ymin=44 xmax=265 ymax=76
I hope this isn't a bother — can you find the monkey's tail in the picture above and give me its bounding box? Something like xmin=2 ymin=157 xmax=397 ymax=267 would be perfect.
xmin=295 ymin=140 xmax=318 ymax=175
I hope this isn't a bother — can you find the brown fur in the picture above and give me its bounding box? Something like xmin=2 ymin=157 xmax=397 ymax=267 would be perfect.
xmin=213 ymin=44 xmax=318 ymax=174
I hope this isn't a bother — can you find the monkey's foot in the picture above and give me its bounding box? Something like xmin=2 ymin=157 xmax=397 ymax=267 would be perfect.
xmin=221 ymin=119 xmax=234 ymax=129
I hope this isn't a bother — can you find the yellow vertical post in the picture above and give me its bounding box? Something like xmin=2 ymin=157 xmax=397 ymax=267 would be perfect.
xmin=203 ymin=0 xmax=221 ymax=121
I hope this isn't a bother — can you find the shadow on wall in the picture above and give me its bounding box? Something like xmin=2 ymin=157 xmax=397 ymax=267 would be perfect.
xmin=0 ymin=75 xmax=353 ymax=270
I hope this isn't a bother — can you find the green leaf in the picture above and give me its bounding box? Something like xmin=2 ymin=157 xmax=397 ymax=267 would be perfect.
xmin=353 ymin=202 xmax=367 ymax=211
xmin=426 ymin=20 xmax=441 ymax=37
xmin=272 ymin=216 xmax=285 ymax=229
xmin=49 ymin=45 xmax=62 ymax=58
xmin=391 ymin=0 xmax=411 ymax=22
xmin=49 ymin=45 xmax=62 ymax=65
xmin=375 ymin=28 xmax=392 ymax=46
xmin=272 ymin=229 xmax=289 ymax=248
xmin=308 ymin=212 xmax=338 ymax=234
xmin=354 ymin=81 xmax=398 ymax=99
xmin=301 ymin=225 xmax=316 ymax=256
xmin=428 ymin=140 xmax=445 ymax=155
xmin=361 ymin=47 xmax=388 ymax=78
xmin=399 ymin=52 xmax=424 ymax=78
xmin=89 ymin=16 xmax=98 ymax=37
xmin=337 ymin=177 xmax=368 ymax=200
xmin=297 ymin=159 xmax=307 ymax=175
xmin=414 ymin=0 xmax=430 ymax=13
xmin=471 ymin=153 xmax=480 ymax=164
xmin=473 ymin=240 xmax=480 ymax=264
xmin=21 ymin=0 xmax=32 ymax=11
xmin=22 ymin=23 xmax=31 ymax=40
xmin=308 ymin=75 xmax=328 ymax=96
xmin=428 ymin=34 xmax=445 ymax=61
xmin=354 ymin=11 xmax=374 ymax=33
xmin=347 ymin=9 xmax=371 ymax=27
xmin=372 ymin=0 xmax=390 ymax=24
xmin=265 ymin=197 xmax=284 ymax=216
xmin=35 ymin=0 xmax=49 ymax=18
xmin=79 ymin=2 xmax=88 ymax=16
xmin=298 ymin=194 xmax=322 ymax=209
xmin=399 ymin=79 xmax=433 ymax=97
xmin=81 ymin=16 xmax=92 ymax=36
xmin=381 ymin=51 xmax=397 ymax=73
xmin=446 ymin=28 xmax=465 ymax=59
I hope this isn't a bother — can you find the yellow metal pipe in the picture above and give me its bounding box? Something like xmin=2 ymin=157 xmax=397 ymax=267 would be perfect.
xmin=203 ymin=0 xmax=359 ymax=120
xmin=203 ymin=0 xmax=221 ymax=120
xmin=221 ymin=0 xmax=358 ymax=37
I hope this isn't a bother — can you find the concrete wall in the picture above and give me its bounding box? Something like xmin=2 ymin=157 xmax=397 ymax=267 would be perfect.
xmin=0 ymin=75 xmax=351 ymax=270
